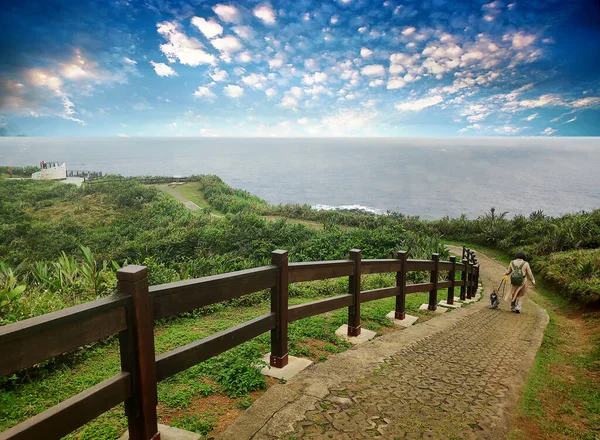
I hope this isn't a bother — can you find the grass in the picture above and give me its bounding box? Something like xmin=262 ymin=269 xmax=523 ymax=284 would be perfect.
xmin=262 ymin=215 xmax=325 ymax=230
xmin=509 ymin=279 xmax=600 ymax=439
xmin=171 ymin=183 xmax=211 ymax=210
xmin=0 ymin=277 xmax=449 ymax=439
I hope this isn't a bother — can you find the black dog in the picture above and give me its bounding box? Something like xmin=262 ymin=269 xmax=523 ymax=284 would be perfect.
xmin=490 ymin=291 xmax=500 ymax=309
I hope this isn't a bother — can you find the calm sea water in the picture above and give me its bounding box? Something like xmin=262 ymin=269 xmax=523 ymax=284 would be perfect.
xmin=1 ymin=137 xmax=599 ymax=220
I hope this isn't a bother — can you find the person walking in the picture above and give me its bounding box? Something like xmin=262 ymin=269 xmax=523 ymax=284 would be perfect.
xmin=504 ymin=250 xmax=535 ymax=313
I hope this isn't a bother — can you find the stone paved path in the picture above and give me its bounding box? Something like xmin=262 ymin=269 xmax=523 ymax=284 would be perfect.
xmin=219 ymin=248 xmax=548 ymax=440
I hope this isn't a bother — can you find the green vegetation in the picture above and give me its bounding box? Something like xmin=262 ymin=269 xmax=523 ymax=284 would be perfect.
xmin=1 ymin=171 xmax=599 ymax=439
xmin=535 ymin=249 xmax=600 ymax=303
xmin=510 ymin=279 xmax=600 ymax=439
xmin=0 ymin=176 xmax=452 ymax=438
xmin=0 ymin=165 xmax=37 ymax=179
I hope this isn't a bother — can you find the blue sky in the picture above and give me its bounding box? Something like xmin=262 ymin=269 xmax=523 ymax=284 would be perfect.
xmin=0 ymin=0 xmax=599 ymax=137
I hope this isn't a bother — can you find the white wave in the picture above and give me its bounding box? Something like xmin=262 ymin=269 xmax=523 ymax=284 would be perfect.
xmin=313 ymin=204 xmax=384 ymax=215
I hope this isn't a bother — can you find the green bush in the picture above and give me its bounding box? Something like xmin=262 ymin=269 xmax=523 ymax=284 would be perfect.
xmin=535 ymin=249 xmax=600 ymax=304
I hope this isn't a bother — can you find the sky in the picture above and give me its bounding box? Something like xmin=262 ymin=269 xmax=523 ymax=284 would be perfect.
xmin=0 ymin=0 xmax=599 ymax=137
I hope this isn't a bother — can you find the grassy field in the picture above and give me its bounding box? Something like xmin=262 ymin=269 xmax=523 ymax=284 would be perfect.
xmin=0 ymin=275 xmax=456 ymax=439
xmin=509 ymin=279 xmax=600 ymax=440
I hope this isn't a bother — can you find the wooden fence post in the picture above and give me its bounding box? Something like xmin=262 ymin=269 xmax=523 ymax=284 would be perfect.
xmin=395 ymin=251 xmax=407 ymax=319
xmin=447 ymin=256 xmax=456 ymax=305
xmin=348 ymin=249 xmax=362 ymax=336
xmin=270 ymin=250 xmax=289 ymax=368
xmin=473 ymin=260 xmax=480 ymax=296
xmin=117 ymin=265 xmax=160 ymax=440
xmin=462 ymin=245 xmax=466 ymax=261
xmin=428 ymin=253 xmax=439 ymax=311
xmin=467 ymin=261 xmax=474 ymax=299
xmin=460 ymin=258 xmax=468 ymax=301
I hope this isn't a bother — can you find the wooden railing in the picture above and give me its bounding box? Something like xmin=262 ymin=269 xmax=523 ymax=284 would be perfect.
xmin=0 ymin=246 xmax=480 ymax=440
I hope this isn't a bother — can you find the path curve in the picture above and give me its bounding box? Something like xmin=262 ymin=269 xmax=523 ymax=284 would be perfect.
xmin=219 ymin=247 xmax=548 ymax=440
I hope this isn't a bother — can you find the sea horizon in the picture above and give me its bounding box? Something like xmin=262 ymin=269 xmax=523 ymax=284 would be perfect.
xmin=3 ymin=136 xmax=600 ymax=220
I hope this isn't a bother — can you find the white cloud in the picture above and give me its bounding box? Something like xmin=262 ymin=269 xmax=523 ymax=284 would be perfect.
xmin=387 ymin=78 xmax=406 ymax=89
xmin=118 ymin=133 xmax=129 ymax=137
xmin=543 ymin=127 xmax=557 ymax=136
xmin=232 ymin=25 xmax=253 ymax=40
xmin=224 ymin=84 xmax=244 ymax=98
xmin=242 ymin=73 xmax=267 ymax=89
xmin=265 ymin=88 xmax=277 ymax=98
xmin=210 ymin=68 xmax=228 ymax=81
xmin=566 ymin=117 xmax=577 ymax=123
xmin=358 ymin=26 xmax=367 ymax=33
xmin=150 ymin=61 xmax=177 ymax=77
xmin=213 ymin=4 xmax=240 ymax=23
xmin=254 ymin=4 xmax=276 ymax=24
xmin=61 ymin=64 xmax=88 ymax=79
xmin=304 ymin=59 xmax=318 ymax=71
xmin=268 ymin=57 xmax=284 ymax=68
xmin=402 ymin=27 xmax=416 ymax=36
xmin=360 ymin=64 xmax=386 ymax=76
xmin=519 ymin=94 xmax=564 ymax=108
xmin=509 ymin=32 xmax=537 ymax=50
xmin=123 ymin=57 xmax=137 ymax=65
xmin=289 ymin=87 xmax=303 ymax=98
xmin=191 ymin=17 xmax=223 ymax=39
xmin=237 ymin=51 xmax=252 ymax=63
xmin=157 ymin=21 xmax=216 ymax=66
xmin=304 ymin=85 xmax=327 ymax=96
xmin=360 ymin=48 xmax=373 ymax=58
xmin=395 ymin=95 xmax=443 ymax=112
xmin=523 ymin=113 xmax=539 ymax=121
xmin=211 ymin=35 xmax=242 ymax=55
xmin=302 ymin=72 xmax=328 ymax=85
xmin=280 ymin=96 xmax=298 ymax=109
xmin=369 ymin=79 xmax=384 ymax=87
xmin=361 ymin=99 xmax=377 ymax=108
xmin=330 ymin=16 xmax=339 ymax=25
xmin=571 ymin=97 xmax=600 ymax=108
xmin=193 ymin=86 xmax=215 ymax=98
xmin=297 ymin=117 xmax=309 ymax=124
xmin=322 ymin=110 xmax=378 ymax=135
xmin=494 ymin=125 xmax=523 ymax=135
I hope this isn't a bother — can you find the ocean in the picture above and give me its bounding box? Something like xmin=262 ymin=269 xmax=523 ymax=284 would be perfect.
xmin=1 ymin=136 xmax=599 ymax=220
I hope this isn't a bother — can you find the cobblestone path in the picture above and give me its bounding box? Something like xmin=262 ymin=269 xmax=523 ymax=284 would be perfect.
xmin=284 ymin=302 xmax=542 ymax=440
xmin=220 ymin=249 xmax=548 ymax=440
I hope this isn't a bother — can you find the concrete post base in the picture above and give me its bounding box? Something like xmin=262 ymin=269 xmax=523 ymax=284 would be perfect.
xmin=438 ymin=300 xmax=462 ymax=309
xmin=464 ymin=293 xmax=482 ymax=303
xmin=335 ymin=325 xmax=377 ymax=345
xmin=260 ymin=353 xmax=313 ymax=380
xmin=419 ymin=303 xmax=448 ymax=314
xmin=386 ymin=311 xmax=418 ymax=327
xmin=120 ymin=424 xmax=200 ymax=440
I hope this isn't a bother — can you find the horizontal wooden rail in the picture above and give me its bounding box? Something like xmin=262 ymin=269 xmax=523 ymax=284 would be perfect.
xmin=288 ymin=295 xmax=353 ymax=322
xmin=288 ymin=260 xmax=354 ymax=283
xmin=361 ymin=286 xmax=400 ymax=303
xmin=0 ymin=295 xmax=129 ymax=377
xmin=150 ymin=266 xmax=277 ymax=320
xmin=0 ymin=246 xmax=480 ymax=440
xmin=438 ymin=262 xmax=454 ymax=270
xmin=405 ymin=260 xmax=435 ymax=271
xmin=361 ymin=259 xmax=401 ymax=275
xmin=0 ymin=372 xmax=131 ymax=440
xmin=405 ymin=282 xmax=434 ymax=294
xmin=438 ymin=280 xmax=453 ymax=289
xmin=156 ymin=313 xmax=276 ymax=381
